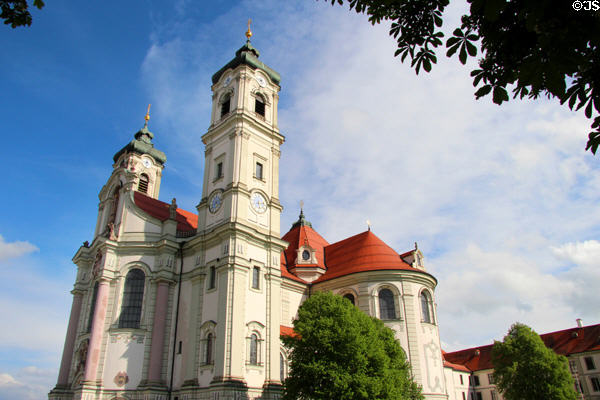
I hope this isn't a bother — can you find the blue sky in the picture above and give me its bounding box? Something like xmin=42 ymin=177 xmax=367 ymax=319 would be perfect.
xmin=1 ymin=1 xmax=599 ymax=398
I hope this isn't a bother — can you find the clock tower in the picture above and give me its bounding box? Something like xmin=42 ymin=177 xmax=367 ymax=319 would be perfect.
xmin=190 ymin=27 xmax=288 ymax=396
xmin=197 ymin=35 xmax=284 ymax=235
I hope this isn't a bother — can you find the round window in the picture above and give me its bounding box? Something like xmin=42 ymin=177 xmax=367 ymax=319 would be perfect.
xmin=302 ymin=250 xmax=310 ymax=261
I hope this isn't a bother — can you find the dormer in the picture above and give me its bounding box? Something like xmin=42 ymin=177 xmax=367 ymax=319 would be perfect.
xmin=400 ymin=243 xmax=426 ymax=271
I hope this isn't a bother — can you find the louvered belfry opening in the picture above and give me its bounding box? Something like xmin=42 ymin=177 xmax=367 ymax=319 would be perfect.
xmin=255 ymin=97 xmax=265 ymax=117
xmin=138 ymin=174 xmax=149 ymax=194
xmin=221 ymin=97 xmax=230 ymax=117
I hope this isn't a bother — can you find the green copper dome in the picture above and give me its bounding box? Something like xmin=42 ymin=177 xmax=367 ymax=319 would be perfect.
xmin=212 ymin=40 xmax=281 ymax=86
xmin=113 ymin=124 xmax=167 ymax=165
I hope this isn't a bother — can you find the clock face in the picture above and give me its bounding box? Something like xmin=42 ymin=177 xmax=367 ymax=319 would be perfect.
xmin=256 ymin=75 xmax=266 ymax=87
xmin=208 ymin=191 xmax=223 ymax=213
xmin=142 ymin=158 xmax=152 ymax=168
xmin=250 ymin=192 xmax=267 ymax=213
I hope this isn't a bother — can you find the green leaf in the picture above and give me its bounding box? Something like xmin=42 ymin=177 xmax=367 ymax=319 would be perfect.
xmin=466 ymin=41 xmax=477 ymax=57
xmin=475 ymin=85 xmax=492 ymax=98
xmin=492 ymin=86 xmax=509 ymax=104
xmin=446 ymin=37 xmax=460 ymax=47
xmin=446 ymin=44 xmax=459 ymax=58
xmin=459 ymin=44 xmax=467 ymax=64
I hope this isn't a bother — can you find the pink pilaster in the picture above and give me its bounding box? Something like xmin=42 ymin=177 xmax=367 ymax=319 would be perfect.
xmin=56 ymin=291 xmax=84 ymax=386
xmin=148 ymin=280 xmax=170 ymax=383
xmin=83 ymin=279 xmax=110 ymax=383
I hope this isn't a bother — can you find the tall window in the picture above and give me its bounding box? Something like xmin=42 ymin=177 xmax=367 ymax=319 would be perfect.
xmin=215 ymin=162 xmax=223 ymax=179
xmin=250 ymin=333 xmax=258 ymax=365
xmin=205 ymin=333 xmax=213 ymax=364
xmin=421 ymin=291 xmax=432 ymax=323
xmin=591 ymin=377 xmax=600 ymax=392
xmin=208 ymin=266 xmax=216 ymax=289
xmin=255 ymin=96 xmax=265 ymax=117
xmin=138 ymin=174 xmax=149 ymax=194
xmin=255 ymin=162 xmax=263 ymax=180
xmin=491 ymin=390 xmax=498 ymax=400
xmin=280 ymin=353 xmax=285 ymax=382
xmin=343 ymin=293 xmax=355 ymax=305
xmin=252 ymin=266 xmax=260 ymax=289
xmin=118 ymin=269 xmax=145 ymax=328
xmin=570 ymin=360 xmax=578 ymax=373
xmin=87 ymin=282 xmax=99 ymax=332
xmin=378 ymin=289 xmax=396 ymax=320
xmin=585 ymin=356 xmax=596 ymax=370
xmin=487 ymin=373 xmax=494 ymax=384
xmin=220 ymin=94 xmax=231 ymax=117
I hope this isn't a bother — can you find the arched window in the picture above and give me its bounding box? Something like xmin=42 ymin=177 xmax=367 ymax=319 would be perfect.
xmin=250 ymin=333 xmax=258 ymax=365
xmin=421 ymin=291 xmax=432 ymax=323
xmin=220 ymin=93 xmax=231 ymax=117
xmin=87 ymin=282 xmax=99 ymax=332
xmin=343 ymin=293 xmax=355 ymax=305
xmin=118 ymin=269 xmax=145 ymax=328
xmin=280 ymin=353 xmax=285 ymax=382
xmin=205 ymin=333 xmax=213 ymax=364
xmin=138 ymin=174 xmax=149 ymax=194
xmin=378 ymin=288 xmax=396 ymax=320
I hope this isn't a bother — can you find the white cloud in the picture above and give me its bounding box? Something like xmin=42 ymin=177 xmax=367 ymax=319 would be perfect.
xmin=552 ymin=240 xmax=600 ymax=265
xmin=0 ymin=235 xmax=38 ymax=262
xmin=0 ymin=367 xmax=56 ymax=400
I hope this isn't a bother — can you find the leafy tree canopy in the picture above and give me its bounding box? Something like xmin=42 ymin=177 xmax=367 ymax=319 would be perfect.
xmin=1 ymin=0 xmax=44 ymax=28
xmin=328 ymin=0 xmax=600 ymax=154
xmin=281 ymin=291 xmax=423 ymax=400
xmin=491 ymin=323 xmax=578 ymax=400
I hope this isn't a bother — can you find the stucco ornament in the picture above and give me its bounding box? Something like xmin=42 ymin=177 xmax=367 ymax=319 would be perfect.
xmin=113 ymin=371 xmax=129 ymax=387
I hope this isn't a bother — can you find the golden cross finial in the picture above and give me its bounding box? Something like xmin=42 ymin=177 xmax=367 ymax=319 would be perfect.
xmin=144 ymin=104 xmax=151 ymax=127
xmin=366 ymin=219 xmax=372 ymax=231
xmin=300 ymin=200 xmax=304 ymax=211
xmin=246 ymin=18 xmax=252 ymax=40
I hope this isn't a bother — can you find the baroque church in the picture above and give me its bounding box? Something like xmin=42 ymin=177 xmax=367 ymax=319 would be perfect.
xmin=49 ymin=30 xmax=600 ymax=400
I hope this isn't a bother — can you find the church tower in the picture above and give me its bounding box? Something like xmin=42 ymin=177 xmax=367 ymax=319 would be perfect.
xmin=186 ymin=24 xmax=288 ymax=396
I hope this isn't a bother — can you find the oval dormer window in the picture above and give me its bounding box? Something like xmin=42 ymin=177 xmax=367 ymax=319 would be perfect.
xmin=302 ymin=250 xmax=310 ymax=261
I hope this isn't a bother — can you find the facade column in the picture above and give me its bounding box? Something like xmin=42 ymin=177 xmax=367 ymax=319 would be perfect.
xmin=56 ymin=290 xmax=84 ymax=386
xmin=83 ymin=278 xmax=110 ymax=383
xmin=148 ymin=280 xmax=170 ymax=383
xmin=183 ymin=275 xmax=204 ymax=385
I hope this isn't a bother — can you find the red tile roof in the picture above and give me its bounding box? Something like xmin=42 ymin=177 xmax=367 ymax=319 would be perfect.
xmin=133 ymin=191 xmax=197 ymax=232
xmin=313 ymin=230 xmax=416 ymax=283
xmin=280 ymin=325 xmax=298 ymax=338
xmin=280 ymin=253 xmax=308 ymax=284
xmin=444 ymin=323 xmax=600 ymax=372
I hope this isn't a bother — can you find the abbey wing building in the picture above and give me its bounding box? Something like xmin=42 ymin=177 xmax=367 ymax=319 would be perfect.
xmin=49 ymin=39 xmax=600 ymax=400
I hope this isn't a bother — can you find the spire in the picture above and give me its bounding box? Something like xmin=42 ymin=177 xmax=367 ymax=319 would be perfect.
xmin=291 ymin=204 xmax=312 ymax=229
xmin=112 ymin=105 xmax=167 ymax=165
xmin=144 ymin=103 xmax=151 ymax=128
xmin=211 ymin=22 xmax=281 ymax=86
xmin=245 ymin=18 xmax=252 ymax=41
